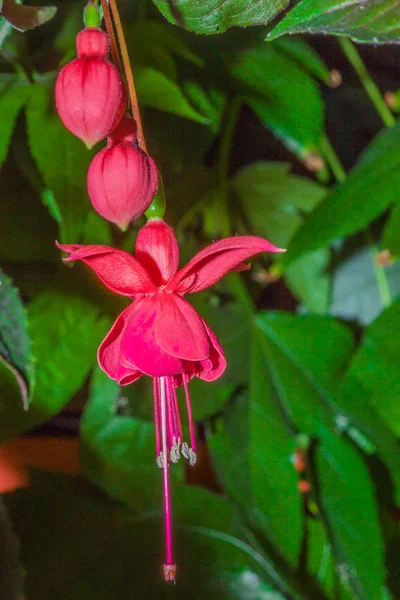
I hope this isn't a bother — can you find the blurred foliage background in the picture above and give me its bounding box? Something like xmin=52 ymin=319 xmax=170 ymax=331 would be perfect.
xmin=1 ymin=0 xmax=400 ymax=598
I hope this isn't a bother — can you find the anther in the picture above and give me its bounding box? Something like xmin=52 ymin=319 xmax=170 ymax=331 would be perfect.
xmin=188 ymin=448 xmax=197 ymax=466
xmin=163 ymin=563 xmax=176 ymax=582
xmin=157 ymin=451 xmax=165 ymax=469
xmin=181 ymin=442 xmax=189 ymax=460
xmin=170 ymin=438 xmax=180 ymax=463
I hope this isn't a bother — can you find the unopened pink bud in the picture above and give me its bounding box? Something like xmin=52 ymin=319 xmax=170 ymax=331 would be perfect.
xmin=88 ymin=117 xmax=158 ymax=229
xmin=55 ymin=28 xmax=126 ymax=148
xmin=76 ymin=27 xmax=109 ymax=58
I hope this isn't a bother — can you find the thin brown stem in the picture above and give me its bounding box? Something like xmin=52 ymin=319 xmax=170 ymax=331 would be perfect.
xmin=100 ymin=0 xmax=121 ymax=71
xmin=108 ymin=0 xmax=147 ymax=152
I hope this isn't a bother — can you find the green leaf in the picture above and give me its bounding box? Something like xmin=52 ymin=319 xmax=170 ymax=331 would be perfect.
xmin=347 ymin=300 xmax=400 ymax=437
xmin=0 ymin=78 xmax=31 ymax=169
xmin=330 ymin=243 xmax=400 ymax=326
xmin=0 ymin=288 xmax=109 ymax=441
xmin=188 ymin=294 xmax=253 ymax=420
xmin=0 ymin=153 xmax=58 ymax=263
xmin=382 ymin=204 xmax=400 ymax=258
xmin=231 ymin=162 xmax=329 ymax=312
xmin=0 ymin=269 xmax=34 ymax=408
xmin=231 ymin=162 xmax=326 ymax=248
xmin=315 ymin=433 xmax=385 ymax=600
xmin=230 ymin=44 xmax=324 ymax=158
xmin=250 ymin=333 xmax=303 ymax=566
xmin=273 ymin=37 xmax=332 ymax=84
xmin=1 ymin=0 xmax=56 ymax=32
xmin=253 ymin=312 xmax=354 ymax=436
xmin=283 ymin=120 xmax=400 ymax=266
xmin=0 ymin=16 xmax=13 ymax=47
xmin=253 ymin=312 xmax=400 ymax=502
xmin=210 ymin=388 xmax=303 ymax=568
xmin=183 ymin=82 xmax=225 ymax=133
xmin=0 ymin=498 xmax=24 ymax=600
xmin=5 ymin=471 xmax=287 ymax=599
xmin=151 ymin=0 xmax=289 ymax=35
xmin=128 ymin=19 xmax=203 ymax=82
xmin=26 ymin=83 xmax=94 ymax=241
xmin=268 ymin=0 xmax=400 ymax=45
xmin=136 ymin=68 xmax=209 ymax=123
xmin=285 ymin=249 xmax=331 ymax=314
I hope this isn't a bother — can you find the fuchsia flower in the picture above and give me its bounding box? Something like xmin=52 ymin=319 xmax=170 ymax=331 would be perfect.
xmin=57 ymin=219 xmax=283 ymax=581
xmin=88 ymin=116 xmax=158 ymax=229
xmin=55 ymin=27 xmax=126 ymax=148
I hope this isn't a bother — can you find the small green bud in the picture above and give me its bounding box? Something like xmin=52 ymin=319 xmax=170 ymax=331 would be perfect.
xmin=83 ymin=1 xmax=101 ymax=28
xmin=145 ymin=188 xmax=166 ymax=220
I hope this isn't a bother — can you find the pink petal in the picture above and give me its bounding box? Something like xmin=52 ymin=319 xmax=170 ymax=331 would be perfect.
xmin=166 ymin=236 xmax=284 ymax=294
xmin=135 ymin=219 xmax=179 ymax=285
xmin=98 ymin=305 xmax=143 ymax=385
xmin=56 ymin=243 xmax=156 ymax=296
xmin=195 ymin=320 xmax=226 ymax=382
xmin=155 ymin=293 xmax=209 ymax=361
xmin=121 ymin=295 xmax=185 ymax=377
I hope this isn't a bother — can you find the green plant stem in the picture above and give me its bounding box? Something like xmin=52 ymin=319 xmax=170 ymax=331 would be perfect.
xmin=320 ymin=135 xmax=346 ymax=183
xmin=322 ymin=136 xmax=392 ymax=309
xmin=365 ymin=230 xmax=392 ymax=309
xmin=339 ymin=37 xmax=396 ymax=129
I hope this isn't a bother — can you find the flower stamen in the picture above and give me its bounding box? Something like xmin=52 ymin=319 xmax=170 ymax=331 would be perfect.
xmin=160 ymin=376 xmax=176 ymax=581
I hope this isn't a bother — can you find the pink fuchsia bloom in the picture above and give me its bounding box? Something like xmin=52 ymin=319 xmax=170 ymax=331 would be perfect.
xmin=57 ymin=219 xmax=283 ymax=581
xmin=55 ymin=28 xmax=126 ymax=148
xmin=88 ymin=116 xmax=158 ymax=230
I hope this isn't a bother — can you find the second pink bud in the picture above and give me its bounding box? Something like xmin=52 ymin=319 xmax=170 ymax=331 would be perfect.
xmin=88 ymin=117 xmax=158 ymax=230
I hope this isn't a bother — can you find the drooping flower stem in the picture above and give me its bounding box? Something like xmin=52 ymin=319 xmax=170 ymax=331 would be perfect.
xmin=159 ymin=376 xmax=176 ymax=582
xmin=99 ymin=0 xmax=121 ymax=71
xmin=108 ymin=0 xmax=147 ymax=152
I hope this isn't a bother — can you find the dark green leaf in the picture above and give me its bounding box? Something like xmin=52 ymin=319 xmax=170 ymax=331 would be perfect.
xmin=0 ymin=153 xmax=58 ymax=263
xmin=231 ymin=162 xmax=329 ymax=312
xmin=183 ymin=82 xmax=225 ymax=133
xmin=0 ymin=498 xmax=24 ymax=600
xmin=0 ymin=269 xmax=33 ymax=408
xmin=136 ymin=68 xmax=209 ymax=123
xmin=0 ymin=78 xmax=31 ymax=169
xmin=253 ymin=312 xmax=400 ymax=503
xmin=315 ymin=432 xmax=385 ymax=600
xmin=273 ymin=37 xmax=332 ymax=84
xmin=250 ymin=334 xmax=303 ymax=566
xmin=283 ymin=120 xmax=400 ymax=266
xmin=5 ymin=471 xmax=287 ymax=599
xmin=285 ymin=249 xmax=331 ymax=314
xmin=151 ymin=0 xmax=289 ymax=35
xmin=230 ymin=44 xmax=324 ymax=158
xmin=382 ymin=204 xmax=400 ymax=257
xmin=189 ymin=294 xmax=253 ymax=420
xmin=347 ymin=300 xmax=400 ymax=437
xmin=0 ymin=289 xmax=109 ymax=441
xmin=26 ymin=83 xmax=94 ymax=241
xmin=268 ymin=0 xmax=400 ymax=45
xmin=81 ymin=211 xmax=113 ymax=246
xmin=231 ymin=162 xmax=326 ymax=248
xmin=1 ymin=0 xmax=56 ymax=32
xmin=128 ymin=19 xmax=203 ymax=81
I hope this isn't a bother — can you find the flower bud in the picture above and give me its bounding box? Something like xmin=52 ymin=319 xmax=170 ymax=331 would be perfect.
xmin=88 ymin=117 xmax=158 ymax=229
xmin=55 ymin=28 xmax=126 ymax=148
